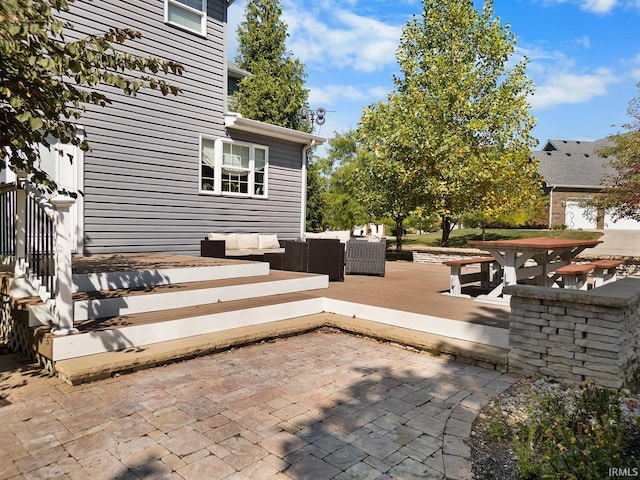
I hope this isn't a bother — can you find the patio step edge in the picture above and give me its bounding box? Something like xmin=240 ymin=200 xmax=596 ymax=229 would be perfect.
xmin=45 ymin=297 xmax=328 ymax=361
xmin=28 ymin=272 xmax=329 ymax=326
xmin=53 ymin=313 xmax=509 ymax=385
xmin=54 ymin=314 xmax=330 ymax=385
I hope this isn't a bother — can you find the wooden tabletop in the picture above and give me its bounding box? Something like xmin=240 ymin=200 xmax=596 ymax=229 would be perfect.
xmin=468 ymin=236 xmax=603 ymax=250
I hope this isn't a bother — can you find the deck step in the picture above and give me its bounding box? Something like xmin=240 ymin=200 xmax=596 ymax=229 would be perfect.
xmin=72 ymin=260 xmax=269 ymax=293
xmin=34 ymin=292 xmax=327 ymax=362
xmin=53 ymin=313 xmax=510 ymax=385
xmin=27 ymin=270 xmax=328 ymax=326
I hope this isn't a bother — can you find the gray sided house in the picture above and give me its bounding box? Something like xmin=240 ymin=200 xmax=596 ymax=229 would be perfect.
xmin=532 ymin=138 xmax=640 ymax=231
xmin=42 ymin=0 xmax=324 ymax=256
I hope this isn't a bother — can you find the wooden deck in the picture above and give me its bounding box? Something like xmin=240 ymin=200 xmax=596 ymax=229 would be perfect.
xmin=16 ymin=255 xmax=513 ymax=383
xmin=322 ymin=261 xmax=509 ymax=329
xmin=67 ymin=254 xmax=509 ymax=329
xmin=71 ymin=253 xmax=246 ymax=273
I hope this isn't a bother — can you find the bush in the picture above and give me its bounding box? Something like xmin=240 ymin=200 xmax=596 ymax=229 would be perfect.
xmin=489 ymin=378 xmax=640 ymax=479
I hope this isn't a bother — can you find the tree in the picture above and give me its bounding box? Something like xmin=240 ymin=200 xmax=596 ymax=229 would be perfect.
xmin=599 ymin=83 xmax=640 ymax=221
xmin=305 ymin=154 xmax=327 ymax=232
xmin=232 ymin=0 xmax=309 ymax=131
xmin=356 ymin=102 xmax=427 ymax=250
xmin=321 ymin=131 xmax=369 ymax=231
xmin=359 ymin=0 xmax=539 ymax=247
xmin=0 ymin=0 xmax=183 ymax=191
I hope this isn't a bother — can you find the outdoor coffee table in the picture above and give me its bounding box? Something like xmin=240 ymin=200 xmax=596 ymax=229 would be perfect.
xmin=467 ymin=237 xmax=602 ymax=304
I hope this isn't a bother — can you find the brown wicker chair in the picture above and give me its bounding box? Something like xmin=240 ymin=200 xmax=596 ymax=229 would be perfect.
xmin=283 ymin=238 xmax=345 ymax=281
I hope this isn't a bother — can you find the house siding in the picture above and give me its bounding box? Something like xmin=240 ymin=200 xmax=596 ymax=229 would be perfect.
xmin=61 ymin=0 xmax=305 ymax=255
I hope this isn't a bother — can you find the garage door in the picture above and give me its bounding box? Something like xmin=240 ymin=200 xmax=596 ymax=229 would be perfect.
xmin=604 ymin=212 xmax=640 ymax=230
xmin=564 ymin=200 xmax=597 ymax=230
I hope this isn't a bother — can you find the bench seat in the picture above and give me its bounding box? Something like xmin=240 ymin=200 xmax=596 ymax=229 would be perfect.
xmin=555 ymin=263 xmax=595 ymax=290
xmin=590 ymin=259 xmax=624 ymax=287
xmin=442 ymin=257 xmax=497 ymax=297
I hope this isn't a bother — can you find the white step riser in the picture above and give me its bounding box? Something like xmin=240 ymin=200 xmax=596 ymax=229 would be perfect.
xmin=29 ymin=276 xmax=329 ymax=327
xmin=72 ymin=263 xmax=269 ymax=293
xmin=75 ymin=277 xmax=328 ymax=322
xmin=50 ymin=298 xmax=327 ymax=361
xmin=47 ymin=297 xmax=508 ymax=362
xmin=324 ymin=298 xmax=509 ymax=349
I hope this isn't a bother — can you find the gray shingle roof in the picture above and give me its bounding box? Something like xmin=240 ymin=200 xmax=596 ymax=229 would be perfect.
xmin=533 ymin=138 xmax=616 ymax=188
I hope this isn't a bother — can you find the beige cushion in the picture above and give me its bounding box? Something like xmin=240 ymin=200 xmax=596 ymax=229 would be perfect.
xmin=302 ymin=232 xmax=326 ymax=240
xmin=237 ymin=233 xmax=260 ymax=250
xmin=225 ymin=233 xmax=240 ymax=250
xmin=225 ymin=248 xmax=251 ymax=257
xmin=207 ymin=233 xmax=227 ymax=241
xmin=258 ymin=234 xmax=280 ymax=249
xmin=303 ymin=231 xmax=350 ymax=243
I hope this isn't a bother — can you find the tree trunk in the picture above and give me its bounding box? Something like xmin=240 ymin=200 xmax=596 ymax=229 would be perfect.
xmin=440 ymin=216 xmax=452 ymax=247
xmin=395 ymin=215 xmax=404 ymax=251
xmin=482 ymin=224 xmax=486 ymax=241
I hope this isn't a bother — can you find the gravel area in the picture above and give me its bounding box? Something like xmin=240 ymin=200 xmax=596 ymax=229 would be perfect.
xmin=469 ymin=374 xmax=640 ymax=480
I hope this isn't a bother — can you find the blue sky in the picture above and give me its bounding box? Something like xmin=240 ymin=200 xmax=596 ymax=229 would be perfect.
xmin=227 ymin=0 xmax=640 ymax=150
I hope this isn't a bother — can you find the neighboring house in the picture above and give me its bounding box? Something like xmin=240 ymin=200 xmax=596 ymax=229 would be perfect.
xmin=10 ymin=0 xmax=325 ymax=256
xmin=532 ymin=138 xmax=640 ymax=230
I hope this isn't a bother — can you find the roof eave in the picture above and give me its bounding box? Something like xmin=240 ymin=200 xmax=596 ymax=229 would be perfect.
xmin=546 ymin=184 xmax=605 ymax=190
xmin=224 ymin=112 xmax=326 ymax=146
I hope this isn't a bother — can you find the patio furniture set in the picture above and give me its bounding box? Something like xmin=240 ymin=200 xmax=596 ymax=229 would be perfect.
xmin=443 ymin=237 xmax=623 ymax=303
xmin=200 ymin=232 xmax=387 ymax=280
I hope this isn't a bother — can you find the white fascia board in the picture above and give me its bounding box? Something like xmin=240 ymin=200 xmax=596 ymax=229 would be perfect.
xmin=225 ymin=112 xmax=326 ymax=146
xmin=551 ymin=184 xmax=604 ymax=190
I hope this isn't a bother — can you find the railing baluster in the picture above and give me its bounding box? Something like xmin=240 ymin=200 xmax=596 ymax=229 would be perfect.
xmin=2 ymin=181 xmax=75 ymax=331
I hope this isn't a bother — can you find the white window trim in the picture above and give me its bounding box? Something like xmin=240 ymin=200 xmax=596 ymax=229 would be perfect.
xmin=164 ymin=0 xmax=207 ymax=37
xmin=199 ymin=136 xmax=269 ymax=199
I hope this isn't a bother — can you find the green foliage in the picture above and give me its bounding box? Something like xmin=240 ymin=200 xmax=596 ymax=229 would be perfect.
xmin=313 ymin=131 xmax=370 ymax=231
xmin=488 ymin=380 xmax=640 ymax=480
xmin=356 ymin=101 xmax=426 ymax=250
xmin=232 ymin=0 xmax=309 ymax=131
xmin=0 ymin=0 xmax=183 ymax=190
xmin=305 ymin=156 xmax=327 ymax=232
xmin=598 ymin=82 xmax=640 ymax=221
xmin=357 ymin=0 xmax=540 ymax=247
xmin=405 ymin=210 xmax=440 ymax=233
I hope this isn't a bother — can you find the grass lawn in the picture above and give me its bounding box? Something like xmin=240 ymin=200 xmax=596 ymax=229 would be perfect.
xmin=392 ymin=228 xmax=603 ymax=250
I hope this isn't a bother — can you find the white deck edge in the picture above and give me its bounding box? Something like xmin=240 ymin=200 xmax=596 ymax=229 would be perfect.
xmin=323 ymin=298 xmax=510 ymax=349
xmin=50 ymin=295 xmax=510 ymax=361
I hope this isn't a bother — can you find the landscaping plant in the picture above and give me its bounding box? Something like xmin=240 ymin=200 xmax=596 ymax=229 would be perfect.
xmin=487 ymin=378 xmax=640 ymax=479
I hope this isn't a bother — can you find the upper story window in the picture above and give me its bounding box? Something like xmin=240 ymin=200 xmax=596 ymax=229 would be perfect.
xmin=165 ymin=0 xmax=207 ymax=36
xmin=200 ymin=137 xmax=268 ymax=198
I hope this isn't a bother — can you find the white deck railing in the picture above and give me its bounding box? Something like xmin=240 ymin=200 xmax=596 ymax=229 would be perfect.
xmin=1 ymin=172 xmax=76 ymax=334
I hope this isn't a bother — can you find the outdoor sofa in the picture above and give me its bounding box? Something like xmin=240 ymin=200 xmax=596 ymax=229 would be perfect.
xmin=201 ymin=233 xmax=285 ymax=259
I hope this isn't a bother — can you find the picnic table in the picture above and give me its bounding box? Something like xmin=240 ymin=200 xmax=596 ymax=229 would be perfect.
xmin=467 ymin=237 xmax=603 ymax=304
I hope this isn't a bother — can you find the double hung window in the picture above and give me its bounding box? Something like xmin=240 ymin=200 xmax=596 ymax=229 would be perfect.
xmin=200 ymin=137 xmax=268 ymax=198
xmin=165 ymin=0 xmax=206 ymax=36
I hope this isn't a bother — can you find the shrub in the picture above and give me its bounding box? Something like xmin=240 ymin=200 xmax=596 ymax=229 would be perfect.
xmin=490 ymin=378 xmax=640 ymax=479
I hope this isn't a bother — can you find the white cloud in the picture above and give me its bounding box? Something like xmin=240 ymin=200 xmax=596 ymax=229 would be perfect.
xmin=529 ymin=68 xmax=618 ymax=109
xmin=581 ymin=0 xmax=618 ymax=12
xmin=541 ymin=0 xmax=618 ymax=12
xmin=284 ymin=2 xmax=404 ymax=73
xmin=309 ymin=84 xmax=389 ymax=105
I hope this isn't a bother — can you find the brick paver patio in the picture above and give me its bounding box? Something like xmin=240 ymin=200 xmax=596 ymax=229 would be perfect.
xmin=0 ymin=330 xmax=517 ymax=479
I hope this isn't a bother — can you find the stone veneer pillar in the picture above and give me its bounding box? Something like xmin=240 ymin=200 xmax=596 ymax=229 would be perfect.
xmin=504 ymin=278 xmax=640 ymax=389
